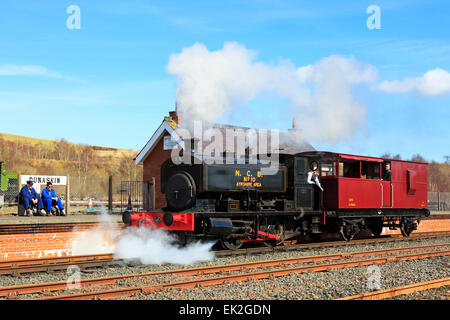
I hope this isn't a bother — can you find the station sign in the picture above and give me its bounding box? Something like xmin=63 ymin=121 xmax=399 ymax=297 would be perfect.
xmin=20 ymin=175 xmax=67 ymax=193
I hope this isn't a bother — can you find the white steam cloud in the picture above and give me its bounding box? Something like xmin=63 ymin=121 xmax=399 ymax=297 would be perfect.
xmin=167 ymin=42 xmax=377 ymax=143
xmin=295 ymin=55 xmax=377 ymax=143
xmin=71 ymin=212 xmax=215 ymax=265
xmin=71 ymin=211 xmax=119 ymax=255
xmin=114 ymin=227 xmax=215 ymax=265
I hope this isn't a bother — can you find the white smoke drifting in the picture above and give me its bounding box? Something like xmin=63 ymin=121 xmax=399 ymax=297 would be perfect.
xmin=113 ymin=227 xmax=215 ymax=265
xmin=71 ymin=211 xmax=215 ymax=265
xmin=167 ymin=42 xmax=377 ymax=143
xmin=297 ymin=55 xmax=377 ymax=143
xmin=71 ymin=211 xmax=119 ymax=255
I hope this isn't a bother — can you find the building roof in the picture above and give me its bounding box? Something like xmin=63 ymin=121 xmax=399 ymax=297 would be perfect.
xmin=135 ymin=116 xmax=315 ymax=165
xmin=135 ymin=118 xmax=184 ymax=165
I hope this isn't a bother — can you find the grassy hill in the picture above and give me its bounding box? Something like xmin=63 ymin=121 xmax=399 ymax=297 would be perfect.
xmin=0 ymin=133 xmax=142 ymax=200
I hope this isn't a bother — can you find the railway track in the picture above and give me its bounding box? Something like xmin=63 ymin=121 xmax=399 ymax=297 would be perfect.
xmin=1 ymin=231 xmax=449 ymax=276
xmin=337 ymin=277 xmax=450 ymax=300
xmin=1 ymin=243 xmax=448 ymax=299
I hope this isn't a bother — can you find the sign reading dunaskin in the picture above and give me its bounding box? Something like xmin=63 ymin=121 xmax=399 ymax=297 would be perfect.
xmin=21 ymin=175 xmax=67 ymax=186
xmin=20 ymin=175 xmax=67 ymax=193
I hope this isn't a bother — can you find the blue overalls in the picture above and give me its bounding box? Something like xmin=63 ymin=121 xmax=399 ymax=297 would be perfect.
xmin=41 ymin=187 xmax=64 ymax=212
xmin=19 ymin=185 xmax=44 ymax=210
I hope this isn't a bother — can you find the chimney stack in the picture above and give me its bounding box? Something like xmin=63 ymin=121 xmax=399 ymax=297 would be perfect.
xmin=167 ymin=103 xmax=182 ymax=125
xmin=292 ymin=117 xmax=298 ymax=129
xmin=169 ymin=110 xmax=182 ymax=125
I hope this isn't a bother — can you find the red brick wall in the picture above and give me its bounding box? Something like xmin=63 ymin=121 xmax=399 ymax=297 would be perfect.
xmin=143 ymin=133 xmax=173 ymax=209
xmin=0 ymin=225 xmax=123 ymax=261
xmin=0 ymin=232 xmax=76 ymax=261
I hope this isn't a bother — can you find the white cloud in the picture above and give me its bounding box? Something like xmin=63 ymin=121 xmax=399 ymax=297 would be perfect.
xmin=374 ymin=68 xmax=450 ymax=96
xmin=0 ymin=64 xmax=68 ymax=79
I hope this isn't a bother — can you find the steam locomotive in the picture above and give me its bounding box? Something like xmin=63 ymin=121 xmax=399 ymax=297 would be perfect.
xmin=122 ymin=151 xmax=429 ymax=249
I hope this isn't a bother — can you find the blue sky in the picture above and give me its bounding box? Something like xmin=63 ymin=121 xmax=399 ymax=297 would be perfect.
xmin=0 ymin=0 xmax=449 ymax=162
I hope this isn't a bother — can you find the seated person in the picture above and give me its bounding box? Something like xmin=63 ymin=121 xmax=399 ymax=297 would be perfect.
xmin=19 ymin=180 xmax=45 ymax=216
xmin=41 ymin=182 xmax=65 ymax=216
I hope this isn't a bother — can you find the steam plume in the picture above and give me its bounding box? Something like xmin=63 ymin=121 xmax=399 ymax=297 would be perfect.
xmin=167 ymin=42 xmax=377 ymax=143
xmin=71 ymin=211 xmax=215 ymax=265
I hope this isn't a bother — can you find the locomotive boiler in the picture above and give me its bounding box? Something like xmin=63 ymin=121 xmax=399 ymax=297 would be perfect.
xmin=123 ymin=151 xmax=430 ymax=249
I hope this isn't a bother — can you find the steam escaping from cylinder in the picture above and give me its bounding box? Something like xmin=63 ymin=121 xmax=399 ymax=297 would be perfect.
xmin=71 ymin=209 xmax=215 ymax=265
xmin=167 ymin=42 xmax=377 ymax=143
xmin=113 ymin=227 xmax=215 ymax=265
xmin=71 ymin=209 xmax=119 ymax=256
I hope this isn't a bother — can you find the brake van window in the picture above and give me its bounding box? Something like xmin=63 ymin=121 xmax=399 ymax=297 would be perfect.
xmin=361 ymin=161 xmax=381 ymax=179
xmin=340 ymin=159 xmax=360 ymax=178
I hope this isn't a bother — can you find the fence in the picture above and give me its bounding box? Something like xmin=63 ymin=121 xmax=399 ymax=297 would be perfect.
xmin=120 ymin=179 xmax=155 ymax=213
xmin=428 ymin=192 xmax=450 ymax=211
xmin=0 ymin=177 xmax=18 ymax=204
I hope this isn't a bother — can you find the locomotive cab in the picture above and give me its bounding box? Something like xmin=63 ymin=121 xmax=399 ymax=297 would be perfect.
xmin=291 ymin=155 xmax=323 ymax=211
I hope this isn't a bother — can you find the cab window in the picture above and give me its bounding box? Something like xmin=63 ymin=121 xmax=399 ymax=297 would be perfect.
xmin=321 ymin=159 xmax=336 ymax=177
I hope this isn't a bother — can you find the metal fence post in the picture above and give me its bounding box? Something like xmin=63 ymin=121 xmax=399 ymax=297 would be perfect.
xmin=152 ymin=177 xmax=155 ymax=210
xmin=108 ymin=175 xmax=113 ymax=213
xmin=437 ymin=192 xmax=440 ymax=211
xmin=66 ymin=176 xmax=70 ymax=215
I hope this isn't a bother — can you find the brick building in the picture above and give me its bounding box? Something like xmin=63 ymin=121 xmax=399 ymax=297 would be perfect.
xmin=134 ymin=111 xmax=181 ymax=209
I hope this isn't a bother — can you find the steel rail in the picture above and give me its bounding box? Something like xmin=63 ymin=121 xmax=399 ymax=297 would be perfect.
xmin=336 ymin=277 xmax=450 ymax=300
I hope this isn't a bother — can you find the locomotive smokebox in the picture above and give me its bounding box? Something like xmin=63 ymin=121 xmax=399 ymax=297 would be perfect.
xmin=206 ymin=218 xmax=233 ymax=235
xmin=122 ymin=211 xmax=132 ymax=225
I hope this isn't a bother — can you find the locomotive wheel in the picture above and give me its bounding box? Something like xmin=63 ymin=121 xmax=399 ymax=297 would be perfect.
xmin=339 ymin=225 xmax=356 ymax=241
xmin=165 ymin=172 xmax=196 ymax=212
xmin=368 ymin=220 xmax=383 ymax=237
xmin=220 ymin=237 xmax=243 ymax=250
xmin=261 ymin=224 xmax=284 ymax=247
xmin=400 ymin=222 xmax=414 ymax=237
